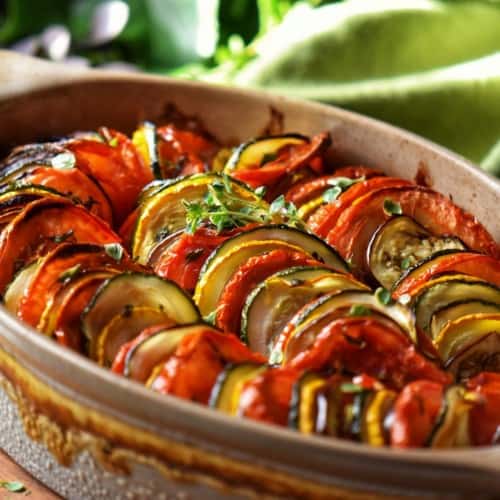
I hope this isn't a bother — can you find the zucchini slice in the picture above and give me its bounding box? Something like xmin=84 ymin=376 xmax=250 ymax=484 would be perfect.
xmin=361 ymin=389 xmax=397 ymax=446
xmin=429 ymin=300 xmax=500 ymax=341
xmin=288 ymin=372 xmax=329 ymax=434
xmin=132 ymin=121 xmax=160 ymax=179
xmin=96 ymin=306 xmax=175 ymax=367
xmin=195 ymin=239 xmax=308 ymax=317
xmin=124 ymin=323 xmax=216 ymax=382
xmin=209 ymin=363 xmax=266 ymax=415
xmin=446 ymin=332 xmax=500 ymax=381
xmin=3 ymin=260 xmax=41 ymax=313
xmin=434 ymin=313 xmax=500 ymax=364
xmin=411 ymin=275 xmax=500 ymax=335
xmin=273 ymin=290 xmax=418 ymax=365
xmin=428 ymin=386 xmax=472 ymax=448
xmin=224 ymin=134 xmax=308 ymax=172
xmin=241 ymin=267 xmax=366 ymax=356
xmin=367 ymin=216 xmax=465 ymax=290
xmin=82 ymin=273 xmax=200 ymax=361
xmin=132 ymin=173 xmax=263 ymax=264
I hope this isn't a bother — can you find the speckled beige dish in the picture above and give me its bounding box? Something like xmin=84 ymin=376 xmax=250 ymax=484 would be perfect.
xmin=0 ymin=51 xmax=499 ymax=500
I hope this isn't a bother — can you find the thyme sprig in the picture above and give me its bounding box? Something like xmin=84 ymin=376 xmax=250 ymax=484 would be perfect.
xmin=183 ymin=176 xmax=305 ymax=234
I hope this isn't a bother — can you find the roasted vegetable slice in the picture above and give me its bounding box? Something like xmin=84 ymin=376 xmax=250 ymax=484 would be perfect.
xmin=82 ymin=273 xmax=200 ymax=361
xmin=287 ymin=317 xmax=450 ymax=389
xmin=428 ymin=386 xmax=473 ymax=448
xmin=131 ymin=173 xmax=262 ymax=264
xmin=132 ymin=121 xmax=160 ymax=178
xmin=273 ymin=290 xmax=418 ymax=364
xmin=411 ymin=275 xmax=500 ymax=335
xmin=390 ymin=380 xmax=445 ymax=448
xmin=0 ymin=198 xmax=120 ymax=293
xmin=327 ymin=186 xmax=499 ymax=280
xmin=3 ymin=260 xmax=41 ymax=314
xmin=447 ymin=332 xmax=500 ymax=381
xmin=118 ymin=324 xmax=215 ymax=382
xmin=367 ymin=217 xmax=465 ymax=289
xmin=195 ymin=239 xmax=308 ymax=318
xmin=148 ymin=329 xmax=265 ymax=404
xmin=434 ymin=314 xmax=500 ymax=364
xmin=393 ymin=251 xmax=500 ymax=299
xmin=288 ymin=372 xmax=330 ymax=434
xmin=97 ymin=306 xmax=176 ymax=367
xmin=209 ymin=363 xmax=266 ymax=414
xmin=241 ymin=267 xmax=366 ymax=356
xmin=362 ymin=389 xmax=397 ymax=446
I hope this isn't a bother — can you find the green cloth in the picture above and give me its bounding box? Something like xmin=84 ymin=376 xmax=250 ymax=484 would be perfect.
xmin=214 ymin=0 xmax=500 ymax=176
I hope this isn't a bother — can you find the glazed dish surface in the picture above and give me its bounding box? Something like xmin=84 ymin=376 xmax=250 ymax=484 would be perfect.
xmin=1 ymin=112 xmax=499 ymax=451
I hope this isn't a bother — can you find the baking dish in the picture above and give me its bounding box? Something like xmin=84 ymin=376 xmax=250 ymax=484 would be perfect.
xmin=0 ymin=51 xmax=499 ymax=499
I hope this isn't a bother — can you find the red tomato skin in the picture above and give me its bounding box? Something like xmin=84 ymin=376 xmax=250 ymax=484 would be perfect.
xmin=466 ymin=372 xmax=500 ymax=445
xmin=390 ymin=380 xmax=445 ymax=448
xmin=216 ymin=249 xmax=322 ymax=334
xmin=150 ymin=330 xmax=265 ymax=404
xmin=238 ymin=367 xmax=302 ymax=426
xmin=289 ymin=317 xmax=451 ymax=389
xmin=393 ymin=252 xmax=500 ymax=299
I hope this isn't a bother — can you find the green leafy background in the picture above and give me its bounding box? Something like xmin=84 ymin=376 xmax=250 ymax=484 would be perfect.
xmin=1 ymin=0 xmax=500 ymax=175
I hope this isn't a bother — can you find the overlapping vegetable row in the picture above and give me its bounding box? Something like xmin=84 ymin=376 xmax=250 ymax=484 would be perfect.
xmin=0 ymin=118 xmax=499 ymax=448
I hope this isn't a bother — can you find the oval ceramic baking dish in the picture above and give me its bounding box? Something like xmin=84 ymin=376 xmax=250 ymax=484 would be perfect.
xmin=0 ymin=51 xmax=499 ymax=500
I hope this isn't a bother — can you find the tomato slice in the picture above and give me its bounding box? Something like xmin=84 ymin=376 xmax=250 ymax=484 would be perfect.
xmin=17 ymin=243 xmax=133 ymax=327
xmin=53 ymin=275 xmax=110 ymax=351
xmin=0 ymin=198 xmax=121 ymax=293
xmin=230 ymin=132 xmax=331 ymax=190
xmin=149 ymin=330 xmax=265 ymax=404
xmin=308 ymin=177 xmax=412 ymax=238
xmin=289 ymin=317 xmax=451 ymax=389
xmin=156 ymin=124 xmax=218 ymax=178
xmin=393 ymin=252 xmax=500 ymax=299
xmin=327 ymin=186 xmax=500 ymax=280
xmin=238 ymin=367 xmax=302 ymax=426
xmin=390 ymin=380 xmax=445 ymax=447
xmin=20 ymin=166 xmax=113 ymax=223
xmin=118 ymin=208 xmax=139 ymax=249
xmin=154 ymin=225 xmax=253 ymax=293
xmin=216 ymin=248 xmax=322 ymax=334
xmin=285 ymin=166 xmax=383 ymax=207
xmin=67 ymin=129 xmax=153 ymax=224
xmin=466 ymin=372 xmax=500 ymax=445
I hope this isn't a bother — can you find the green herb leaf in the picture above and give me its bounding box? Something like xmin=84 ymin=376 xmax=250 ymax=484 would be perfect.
xmin=401 ymin=257 xmax=412 ymax=270
xmin=268 ymin=349 xmax=283 ymax=366
xmin=0 ymin=480 xmax=26 ymax=493
xmin=104 ymin=243 xmax=124 ymax=262
xmin=51 ymin=152 xmax=75 ymax=170
xmin=58 ymin=264 xmax=81 ymax=283
xmin=260 ymin=151 xmax=278 ymax=165
xmin=340 ymin=383 xmax=364 ymax=394
xmin=348 ymin=304 xmax=371 ymax=317
xmin=254 ymin=186 xmax=267 ymax=198
xmin=322 ymin=186 xmax=342 ymax=202
xmin=204 ymin=310 xmax=217 ymax=325
xmin=269 ymin=194 xmax=285 ymax=213
xmin=53 ymin=230 xmax=74 ymax=244
xmin=383 ymin=198 xmax=403 ymax=216
xmin=108 ymin=137 xmax=119 ymax=148
xmin=375 ymin=287 xmax=393 ymax=305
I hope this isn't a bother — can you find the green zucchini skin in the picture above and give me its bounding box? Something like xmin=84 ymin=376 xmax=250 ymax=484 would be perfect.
xmin=225 ymin=134 xmax=308 ymax=172
xmin=81 ymin=272 xmax=200 ymax=361
xmin=412 ymin=277 xmax=500 ymax=335
xmin=198 ymin=224 xmax=348 ymax=279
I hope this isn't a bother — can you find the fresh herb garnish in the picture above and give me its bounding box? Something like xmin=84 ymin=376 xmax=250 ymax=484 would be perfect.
xmin=375 ymin=287 xmax=393 ymax=305
xmin=204 ymin=310 xmax=217 ymax=325
xmin=53 ymin=230 xmax=74 ymax=244
xmin=0 ymin=480 xmax=26 ymax=493
xmin=58 ymin=264 xmax=81 ymax=282
xmin=254 ymin=186 xmax=267 ymax=199
xmin=348 ymin=304 xmax=371 ymax=317
xmin=108 ymin=137 xmax=119 ymax=148
xmin=383 ymin=198 xmax=403 ymax=216
xmin=323 ymin=176 xmax=364 ymax=203
xmin=155 ymin=227 xmax=171 ymax=243
xmin=104 ymin=243 xmax=124 ymax=262
xmin=51 ymin=152 xmax=75 ymax=170
xmin=260 ymin=152 xmax=278 ymax=166
xmin=400 ymin=257 xmax=412 ymax=270
xmin=340 ymin=383 xmax=364 ymax=394
xmin=183 ymin=178 xmax=304 ymax=234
